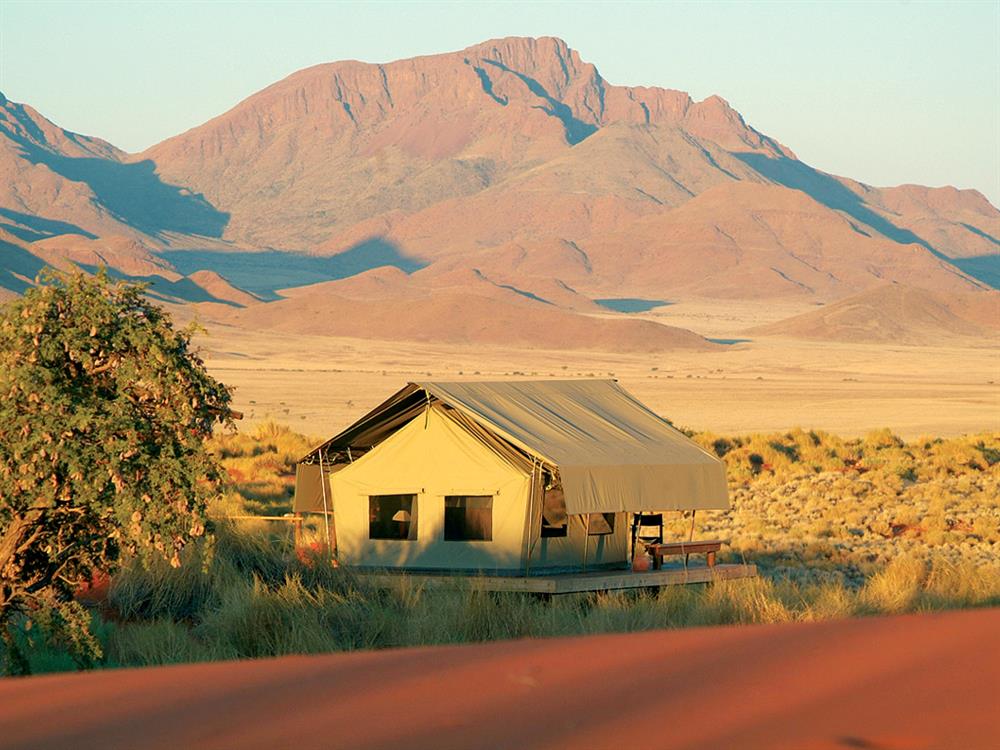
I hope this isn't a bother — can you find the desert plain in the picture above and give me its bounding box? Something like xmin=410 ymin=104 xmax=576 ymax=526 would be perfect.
xmin=197 ymin=296 xmax=999 ymax=441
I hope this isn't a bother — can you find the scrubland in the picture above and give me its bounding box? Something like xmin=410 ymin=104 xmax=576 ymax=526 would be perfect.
xmin=14 ymin=422 xmax=999 ymax=674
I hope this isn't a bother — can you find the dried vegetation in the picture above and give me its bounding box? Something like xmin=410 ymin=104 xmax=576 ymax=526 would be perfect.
xmin=11 ymin=422 xmax=999 ymax=674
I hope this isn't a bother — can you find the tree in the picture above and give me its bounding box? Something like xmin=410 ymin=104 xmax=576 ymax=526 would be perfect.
xmin=0 ymin=270 xmax=233 ymax=672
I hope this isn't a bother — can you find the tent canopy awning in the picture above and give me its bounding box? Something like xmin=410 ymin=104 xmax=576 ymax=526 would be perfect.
xmin=303 ymin=380 xmax=728 ymax=514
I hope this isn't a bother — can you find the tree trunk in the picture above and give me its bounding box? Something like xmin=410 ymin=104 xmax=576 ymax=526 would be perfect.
xmin=0 ymin=514 xmax=35 ymax=619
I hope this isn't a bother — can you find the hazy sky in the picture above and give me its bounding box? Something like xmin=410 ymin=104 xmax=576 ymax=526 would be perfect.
xmin=2 ymin=1 xmax=998 ymax=204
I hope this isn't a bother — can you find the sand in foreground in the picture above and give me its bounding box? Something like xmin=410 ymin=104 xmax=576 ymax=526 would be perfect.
xmin=3 ymin=608 xmax=997 ymax=750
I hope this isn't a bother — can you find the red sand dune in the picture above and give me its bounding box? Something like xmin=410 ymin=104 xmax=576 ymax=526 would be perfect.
xmin=2 ymin=608 xmax=997 ymax=750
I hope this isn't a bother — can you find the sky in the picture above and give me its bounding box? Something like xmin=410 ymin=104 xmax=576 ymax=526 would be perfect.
xmin=2 ymin=1 xmax=998 ymax=205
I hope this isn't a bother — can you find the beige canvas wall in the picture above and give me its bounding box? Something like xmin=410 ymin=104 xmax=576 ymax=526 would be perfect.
xmin=308 ymin=404 xmax=632 ymax=574
xmin=330 ymin=407 xmax=532 ymax=571
xmin=293 ymin=463 xmax=334 ymax=513
xmin=527 ymin=510 xmax=630 ymax=571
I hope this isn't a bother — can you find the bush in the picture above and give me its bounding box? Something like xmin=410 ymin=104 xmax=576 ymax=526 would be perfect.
xmin=0 ymin=270 xmax=233 ymax=674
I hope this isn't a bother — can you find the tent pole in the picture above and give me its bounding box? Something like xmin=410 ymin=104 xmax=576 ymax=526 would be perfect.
xmin=685 ymin=509 xmax=697 ymax=568
xmin=318 ymin=448 xmax=333 ymax=561
xmin=583 ymin=513 xmax=591 ymax=572
xmin=524 ymin=460 xmax=538 ymax=578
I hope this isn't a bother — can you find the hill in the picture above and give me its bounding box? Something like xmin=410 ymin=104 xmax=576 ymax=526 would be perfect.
xmin=751 ymin=283 xmax=1000 ymax=344
xmin=220 ymin=270 xmax=714 ymax=351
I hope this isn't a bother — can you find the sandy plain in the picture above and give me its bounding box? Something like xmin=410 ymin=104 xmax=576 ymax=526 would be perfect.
xmin=195 ymin=298 xmax=999 ymax=440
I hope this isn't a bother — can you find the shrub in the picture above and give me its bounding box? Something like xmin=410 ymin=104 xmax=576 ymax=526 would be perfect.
xmin=0 ymin=270 xmax=233 ymax=674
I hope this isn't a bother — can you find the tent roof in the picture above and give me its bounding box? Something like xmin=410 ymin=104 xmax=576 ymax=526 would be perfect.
xmin=305 ymin=380 xmax=728 ymax=513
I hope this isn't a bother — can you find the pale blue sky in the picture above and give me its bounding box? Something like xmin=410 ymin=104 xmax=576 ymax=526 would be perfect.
xmin=2 ymin=1 xmax=998 ymax=204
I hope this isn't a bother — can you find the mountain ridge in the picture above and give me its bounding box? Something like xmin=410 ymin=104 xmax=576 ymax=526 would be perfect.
xmin=1 ymin=36 xmax=997 ymax=349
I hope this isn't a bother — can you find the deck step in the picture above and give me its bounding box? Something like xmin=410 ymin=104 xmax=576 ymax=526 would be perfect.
xmin=363 ymin=563 xmax=758 ymax=594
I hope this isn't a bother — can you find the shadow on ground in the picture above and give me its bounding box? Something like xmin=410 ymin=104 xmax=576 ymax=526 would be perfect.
xmin=594 ymin=298 xmax=672 ymax=313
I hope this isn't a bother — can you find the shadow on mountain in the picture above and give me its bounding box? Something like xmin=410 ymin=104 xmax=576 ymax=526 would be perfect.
xmin=496 ymin=283 xmax=552 ymax=305
xmin=0 ymin=208 xmax=98 ymax=243
xmin=735 ymin=155 xmax=999 ymax=290
xmin=161 ymin=237 xmax=427 ymax=300
xmin=0 ymin=239 xmax=46 ymax=294
xmin=734 ymin=154 xmax=944 ymax=255
xmin=10 ymin=138 xmax=228 ymax=238
xmin=72 ymin=265 xmax=245 ymax=307
xmin=468 ymin=62 xmax=509 ymax=106
xmin=951 ymin=255 xmax=1000 ymax=290
xmin=0 ymin=244 xmax=245 ymax=306
xmin=961 ymin=223 xmax=1000 ymax=248
xmin=482 ymin=59 xmax=597 ymax=145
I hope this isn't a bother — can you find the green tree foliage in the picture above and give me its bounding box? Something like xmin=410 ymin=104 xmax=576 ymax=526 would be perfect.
xmin=0 ymin=270 xmax=233 ymax=672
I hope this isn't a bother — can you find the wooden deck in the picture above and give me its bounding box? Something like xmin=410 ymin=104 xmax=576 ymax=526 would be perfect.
xmin=364 ymin=563 xmax=757 ymax=594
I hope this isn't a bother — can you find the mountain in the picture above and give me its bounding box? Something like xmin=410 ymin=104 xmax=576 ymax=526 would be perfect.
xmin=2 ymin=37 xmax=998 ymax=349
xmin=140 ymin=37 xmax=788 ymax=249
xmin=135 ymin=36 xmax=996 ymax=302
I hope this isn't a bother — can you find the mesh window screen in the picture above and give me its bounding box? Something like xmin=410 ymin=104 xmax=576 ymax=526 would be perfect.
xmin=369 ymin=494 xmax=417 ymax=540
xmin=444 ymin=496 xmax=493 ymax=541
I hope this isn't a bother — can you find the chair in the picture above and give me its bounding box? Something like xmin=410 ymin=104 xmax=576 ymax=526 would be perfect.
xmin=631 ymin=513 xmax=664 ymax=560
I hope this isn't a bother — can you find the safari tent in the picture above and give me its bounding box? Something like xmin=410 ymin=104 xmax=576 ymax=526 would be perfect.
xmin=294 ymin=380 xmax=728 ymax=575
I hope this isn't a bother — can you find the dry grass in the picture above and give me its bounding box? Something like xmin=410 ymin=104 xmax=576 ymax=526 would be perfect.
xmin=209 ymin=421 xmax=316 ymax=516
xmin=680 ymin=429 xmax=1000 ymax=587
xmin=94 ymin=540 xmax=1000 ymax=670
xmin=11 ymin=425 xmax=997 ymax=675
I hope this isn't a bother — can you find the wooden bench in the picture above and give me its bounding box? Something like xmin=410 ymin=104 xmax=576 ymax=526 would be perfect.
xmin=645 ymin=540 xmax=724 ymax=569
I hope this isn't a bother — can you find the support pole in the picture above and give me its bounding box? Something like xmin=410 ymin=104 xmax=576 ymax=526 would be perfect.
xmin=524 ymin=460 xmax=538 ymax=577
xmin=318 ymin=448 xmax=333 ymax=560
xmin=685 ymin=510 xmax=696 ymax=568
xmin=583 ymin=513 xmax=591 ymax=572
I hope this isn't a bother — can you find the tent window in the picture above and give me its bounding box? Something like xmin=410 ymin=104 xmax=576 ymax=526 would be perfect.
xmin=369 ymin=494 xmax=417 ymax=540
xmin=444 ymin=496 xmax=493 ymax=541
xmin=541 ymin=485 xmax=568 ymax=538
xmin=588 ymin=513 xmax=615 ymax=536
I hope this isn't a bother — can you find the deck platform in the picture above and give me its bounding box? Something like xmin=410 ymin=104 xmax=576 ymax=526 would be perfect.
xmin=364 ymin=563 xmax=757 ymax=594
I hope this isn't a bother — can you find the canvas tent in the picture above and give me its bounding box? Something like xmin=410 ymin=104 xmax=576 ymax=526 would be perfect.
xmin=295 ymin=380 xmax=728 ymax=574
